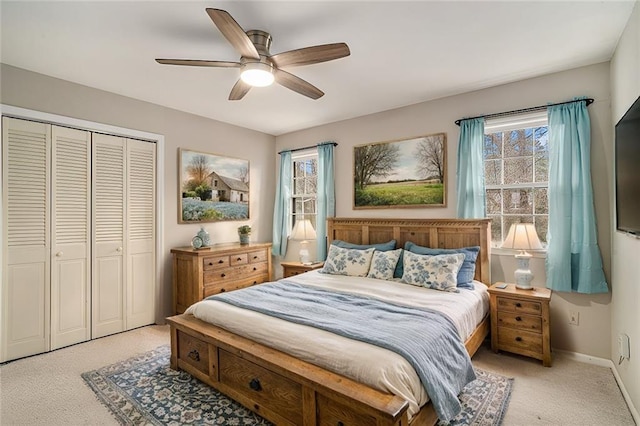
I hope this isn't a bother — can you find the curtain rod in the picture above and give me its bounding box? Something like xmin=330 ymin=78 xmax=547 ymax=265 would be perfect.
xmin=454 ymin=98 xmax=594 ymax=126
xmin=278 ymin=141 xmax=338 ymax=155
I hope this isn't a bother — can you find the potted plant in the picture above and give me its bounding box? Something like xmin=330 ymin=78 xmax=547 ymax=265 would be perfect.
xmin=237 ymin=225 xmax=251 ymax=244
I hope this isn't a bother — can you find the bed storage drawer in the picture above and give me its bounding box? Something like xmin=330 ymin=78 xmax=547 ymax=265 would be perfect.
xmin=219 ymin=349 xmax=303 ymax=424
xmin=177 ymin=330 xmax=210 ymax=376
xmin=316 ymin=393 xmax=377 ymax=425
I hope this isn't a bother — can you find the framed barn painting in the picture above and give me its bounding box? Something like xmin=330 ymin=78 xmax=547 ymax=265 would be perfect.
xmin=353 ymin=133 xmax=447 ymax=209
xmin=178 ymin=148 xmax=250 ymax=223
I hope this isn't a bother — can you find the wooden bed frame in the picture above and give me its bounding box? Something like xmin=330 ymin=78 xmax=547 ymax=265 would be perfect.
xmin=167 ymin=218 xmax=491 ymax=426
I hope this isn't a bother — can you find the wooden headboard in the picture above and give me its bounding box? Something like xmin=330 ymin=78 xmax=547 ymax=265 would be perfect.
xmin=327 ymin=217 xmax=491 ymax=285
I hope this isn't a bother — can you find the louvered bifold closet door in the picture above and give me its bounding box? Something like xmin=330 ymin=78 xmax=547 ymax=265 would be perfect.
xmin=126 ymin=139 xmax=156 ymax=329
xmin=50 ymin=125 xmax=91 ymax=350
xmin=92 ymin=133 xmax=126 ymax=338
xmin=1 ymin=117 xmax=51 ymax=362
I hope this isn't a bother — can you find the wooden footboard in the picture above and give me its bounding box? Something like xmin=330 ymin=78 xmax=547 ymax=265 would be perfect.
xmin=167 ymin=313 xmax=489 ymax=426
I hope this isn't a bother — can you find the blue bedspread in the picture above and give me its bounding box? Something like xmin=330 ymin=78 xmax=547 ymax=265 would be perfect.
xmin=209 ymin=280 xmax=475 ymax=421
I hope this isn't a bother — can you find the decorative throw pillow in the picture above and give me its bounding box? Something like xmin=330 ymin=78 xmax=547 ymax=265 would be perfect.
xmin=404 ymin=242 xmax=480 ymax=289
xmin=367 ymin=249 xmax=403 ymax=280
xmin=401 ymin=251 xmax=465 ymax=292
xmin=320 ymin=245 xmax=375 ymax=277
xmin=333 ymin=239 xmax=403 ymax=279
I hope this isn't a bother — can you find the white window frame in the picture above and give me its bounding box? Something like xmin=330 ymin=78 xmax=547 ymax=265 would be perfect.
xmin=291 ymin=150 xmax=318 ymax=232
xmin=484 ymin=111 xmax=549 ymax=255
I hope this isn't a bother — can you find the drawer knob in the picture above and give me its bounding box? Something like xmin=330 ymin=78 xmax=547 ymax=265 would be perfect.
xmin=188 ymin=349 xmax=200 ymax=362
xmin=253 ymin=281 xmax=257 ymax=284
xmin=515 ymin=336 xmax=523 ymax=342
xmin=221 ymin=273 xmax=226 ymax=278
xmin=237 ymin=257 xmax=242 ymax=261
xmin=208 ymin=262 xmax=213 ymax=266
xmin=249 ymin=378 xmax=262 ymax=392
xmin=515 ymin=316 xmax=522 ymax=322
xmin=220 ymin=288 xmax=226 ymax=293
xmin=515 ymin=302 xmax=522 ymax=308
xmin=337 ymin=422 xmax=344 ymax=426
xmin=253 ymin=255 xmax=258 ymax=259
xmin=253 ymin=267 xmax=257 ymax=271
xmin=218 ymin=259 xmax=224 ymax=263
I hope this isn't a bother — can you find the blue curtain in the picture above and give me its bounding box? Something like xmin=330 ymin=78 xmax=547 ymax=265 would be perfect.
xmin=316 ymin=143 xmax=335 ymax=261
xmin=456 ymin=118 xmax=486 ymax=218
xmin=546 ymin=101 xmax=608 ymax=293
xmin=272 ymin=150 xmax=292 ymax=257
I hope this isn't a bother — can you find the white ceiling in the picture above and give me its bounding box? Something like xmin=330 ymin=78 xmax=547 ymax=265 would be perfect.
xmin=1 ymin=1 xmax=635 ymax=136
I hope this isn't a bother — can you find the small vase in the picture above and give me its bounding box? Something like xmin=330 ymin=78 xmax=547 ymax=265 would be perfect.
xmin=239 ymin=233 xmax=250 ymax=245
xmin=197 ymin=227 xmax=210 ymax=247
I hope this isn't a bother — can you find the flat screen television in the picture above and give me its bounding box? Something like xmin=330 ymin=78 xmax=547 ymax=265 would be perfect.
xmin=615 ymin=95 xmax=640 ymax=236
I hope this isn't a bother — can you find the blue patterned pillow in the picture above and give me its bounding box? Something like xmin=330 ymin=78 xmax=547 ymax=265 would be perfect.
xmin=333 ymin=239 xmax=403 ymax=279
xmin=367 ymin=249 xmax=403 ymax=280
xmin=320 ymin=245 xmax=375 ymax=277
xmin=401 ymin=251 xmax=465 ymax=292
xmin=404 ymin=242 xmax=480 ymax=289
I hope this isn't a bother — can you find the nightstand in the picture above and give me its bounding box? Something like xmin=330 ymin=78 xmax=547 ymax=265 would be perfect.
xmin=281 ymin=261 xmax=324 ymax=278
xmin=488 ymin=282 xmax=552 ymax=367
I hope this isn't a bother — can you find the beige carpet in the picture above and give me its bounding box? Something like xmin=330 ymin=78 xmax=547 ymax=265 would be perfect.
xmin=0 ymin=325 xmax=635 ymax=425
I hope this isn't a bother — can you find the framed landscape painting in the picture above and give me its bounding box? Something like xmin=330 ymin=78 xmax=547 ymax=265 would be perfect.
xmin=178 ymin=148 xmax=250 ymax=223
xmin=353 ymin=133 xmax=447 ymax=209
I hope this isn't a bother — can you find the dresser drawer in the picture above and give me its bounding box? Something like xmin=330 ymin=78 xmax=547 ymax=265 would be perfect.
xmin=497 ymin=296 xmax=542 ymax=316
xmin=248 ymin=249 xmax=268 ymax=263
xmin=177 ymin=330 xmax=210 ymax=376
xmin=230 ymin=253 xmax=248 ymax=266
xmin=203 ymin=255 xmax=229 ymax=270
xmin=203 ymin=274 xmax=267 ymax=298
xmin=204 ymin=263 xmax=268 ymax=285
xmin=497 ymin=327 xmax=542 ymax=354
xmin=497 ymin=311 xmax=542 ymax=333
xmin=219 ymin=349 xmax=302 ymax=424
xmin=316 ymin=393 xmax=377 ymax=425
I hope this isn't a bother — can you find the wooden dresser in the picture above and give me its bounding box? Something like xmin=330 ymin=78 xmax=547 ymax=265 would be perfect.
xmin=171 ymin=242 xmax=272 ymax=314
xmin=488 ymin=282 xmax=552 ymax=367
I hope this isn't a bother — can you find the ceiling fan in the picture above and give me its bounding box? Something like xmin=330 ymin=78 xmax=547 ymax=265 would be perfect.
xmin=156 ymin=8 xmax=350 ymax=100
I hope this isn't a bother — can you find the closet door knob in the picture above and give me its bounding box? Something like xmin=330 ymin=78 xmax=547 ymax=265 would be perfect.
xmin=116 ymin=247 xmax=123 ymax=252
xmin=56 ymin=251 xmax=63 ymax=257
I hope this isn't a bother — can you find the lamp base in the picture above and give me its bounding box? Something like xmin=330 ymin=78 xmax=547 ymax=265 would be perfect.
xmin=514 ymin=251 xmax=534 ymax=290
xmin=299 ymin=241 xmax=312 ymax=265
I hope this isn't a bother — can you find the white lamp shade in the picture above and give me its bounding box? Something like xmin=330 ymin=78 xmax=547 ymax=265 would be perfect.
xmin=501 ymin=223 xmax=543 ymax=252
xmin=290 ymin=219 xmax=317 ymax=241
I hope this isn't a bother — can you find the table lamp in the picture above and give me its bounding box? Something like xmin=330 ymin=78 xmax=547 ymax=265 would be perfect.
xmin=290 ymin=219 xmax=317 ymax=265
xmin=500 ymin=223 xmax=543 ymax=290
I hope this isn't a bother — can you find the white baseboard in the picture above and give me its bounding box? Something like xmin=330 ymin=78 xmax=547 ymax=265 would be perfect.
xmin=554 ymin=348 xmax=639 ymax=424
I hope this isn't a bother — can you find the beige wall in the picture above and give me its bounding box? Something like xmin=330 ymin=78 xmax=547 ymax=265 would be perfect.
xmin=610 ymin=0 xmax=640 ymax=419
xmin=276 ymin=62 xmax=614 ymax=359
xmin=0 ymin=64 xmax=277 ymax=320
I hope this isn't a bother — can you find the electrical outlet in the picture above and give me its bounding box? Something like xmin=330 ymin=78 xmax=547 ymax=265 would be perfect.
xmin=569 ymin=311 xmax=579 ymax=326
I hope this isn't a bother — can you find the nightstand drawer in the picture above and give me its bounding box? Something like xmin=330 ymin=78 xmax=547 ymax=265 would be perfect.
xmin=497 ymin=327 xmax=542 ymax=353
xmin=497 ymin=311 xmax=542 ymax=333
xmin=497 ymin=296 xmax=542 ymax=315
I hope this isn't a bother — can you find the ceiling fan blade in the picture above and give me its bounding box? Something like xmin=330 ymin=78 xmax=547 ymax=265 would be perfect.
xmin=270 ymin=43 xmax=350 ymax=68
xmin=275 ymin=69 xmax=324 ymax=100
xmin=155 ymin=59 xmax=241 ymax=68
xmin=206 ymin=8 xmax=260 ymax=60
xmin=229 ymin=79 xmax=252 ymax=101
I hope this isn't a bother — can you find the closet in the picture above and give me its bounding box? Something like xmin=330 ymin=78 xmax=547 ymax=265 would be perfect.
xmin=1 ymin=117 xmax=156 ymax=362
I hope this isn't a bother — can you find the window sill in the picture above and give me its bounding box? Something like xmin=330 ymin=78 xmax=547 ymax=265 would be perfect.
xmin=491 ymin=247 xmax=547 ymax=259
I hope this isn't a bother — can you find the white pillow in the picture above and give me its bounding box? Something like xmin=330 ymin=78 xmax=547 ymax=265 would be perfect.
xmin=401 ymin=251 xmax=465 ymax=292
xmin=320 ymin=245 xmax=375 ymax=277
xmin=367 ymin=249 xmax=403 ymax=280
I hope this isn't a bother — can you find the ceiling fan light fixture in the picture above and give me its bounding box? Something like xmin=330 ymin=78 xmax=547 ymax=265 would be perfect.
xmin=240 ymin=62 xmax=274 ymax=87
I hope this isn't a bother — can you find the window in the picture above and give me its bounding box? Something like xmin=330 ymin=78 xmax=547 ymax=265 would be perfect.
xmin=484 ymin=112 xmax=548 ymax=248
xmin=291 ymin=152 xmax=318 ymax=230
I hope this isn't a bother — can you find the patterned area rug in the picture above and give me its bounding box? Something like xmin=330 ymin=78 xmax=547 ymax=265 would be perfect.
xmin=82 ymin=345 xmax=513 ymax=425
